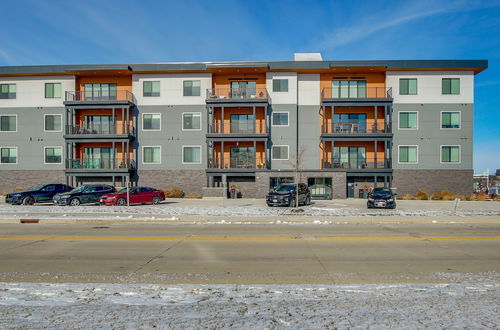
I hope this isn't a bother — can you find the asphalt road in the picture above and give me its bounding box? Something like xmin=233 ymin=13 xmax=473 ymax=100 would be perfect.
xmin=0 ymin=222 xmax=499 ymax=284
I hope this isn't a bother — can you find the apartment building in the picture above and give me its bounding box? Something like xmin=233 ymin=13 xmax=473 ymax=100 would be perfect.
xmin=0 ymin=56 xmax=487 ymax=198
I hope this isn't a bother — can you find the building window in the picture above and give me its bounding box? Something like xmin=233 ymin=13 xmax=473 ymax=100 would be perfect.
xmin=398 ymin=146 xmax=418 ymax=163
xmin=143 ymin=146 xmax=161 ymax=164
xmin=142 ymin=114 xmax=161 ymax=131
xmin=441 ymin=111 xmax=461 ymax=129
xmin=441 ymin=146 xmax=460 ymax=163
xmin=183 ymin=146 xmax=201 ymax=164
xmin=84 ymin=83 xmax=117 ymax=100
xmin=0 ymin=115 xmax=16 ymax=132
xmin=0 ymin=84 xmax=16 ymax=99
xmin=332 ymin=80 xmax=366 ymax=98
xmin=272 ymin=79 xmax=289 ymax=92
xmin=272 ymin=112 xmax=289 ymax=126
xmin=442 ymin=78 xmax=460 ymax=95
xmin=399 ymin=78 xmax=417 ymax=95
xmin=399 ymin=112 xmax=418 ymax=129
xmin=272 ymin=145 xmax=289 ymax=160
xmin=44 ymin=147 xmax=62 ymax=164
xmin=0 ymin=147 xmax=17 ymax=164
xmin=143 ymin=81 xmax=160 ymax=97
xmin=182 ymin=113 xmax=201 ymax=130
xmin=45 ymin=83 xmax=62 ymax=98
xmin=44 ymin=114 xmax=62 ymax=132
xmin=183 ymin=80 xmax=201 ymax=96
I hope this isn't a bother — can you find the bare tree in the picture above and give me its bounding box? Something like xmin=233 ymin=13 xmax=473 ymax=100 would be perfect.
xmin=287 ymin=145 xmax=308 ymax=208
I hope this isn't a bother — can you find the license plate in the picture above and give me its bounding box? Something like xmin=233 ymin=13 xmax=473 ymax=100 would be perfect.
xmin=273 ymin=199 xmax=278 ymax=203
xmin=376 ymin=202 xmax=385 ymax=207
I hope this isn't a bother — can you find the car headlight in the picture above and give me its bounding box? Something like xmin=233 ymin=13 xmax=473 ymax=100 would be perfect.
xmin=368 ymin=198 xmax=374 ymax=202
xmin=387 ymin=198 xmax=393 ymax=202
xmin=13 ymin=194 xmax=21 ymax=197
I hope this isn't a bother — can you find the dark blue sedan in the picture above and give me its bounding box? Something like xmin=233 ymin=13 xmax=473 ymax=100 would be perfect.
xmin=367 ymin=188 xmax=397 ymax=209
xmin=6 ymin=184 xmax=73 ymax=205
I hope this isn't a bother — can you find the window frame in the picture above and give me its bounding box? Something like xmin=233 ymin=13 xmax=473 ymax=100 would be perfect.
xmin=272 ymin=111 xmax=289 ymax=127
xmin=440 ymin=145 xmax=461 ymax=164
xmin=397 ymin=145 xmax=419 ymax=164
xmin=0 ymin=146 xmax=18 ymax=164
xmin=182 ymin=145 xmax=202 ymax=164
xmin=440 ymin=111 xmax=461 ymax=130
xmin=43 ymin=114 xmax=63 ymax=132
xmin=182 ymin=112 xmax=202 ymax=131
xmin=398 ymin=111 xmax=418 ymax=130
xmin=442 ymin=78 xmax=460 ymax=95
xmin=0 ymin=114 xmax=17 ymax=132
xmin=44 ymin=82 xmax=62 ymax=99
xmin=0 ymin=83 xmax=16 ymax=99
xmin=272 ymin=79 xmax=289 ymax=92
xmin=43 ymin=146 xmax=63 ymax=165
xmin=142 ymin=113 xmax=162 ymax=131
xmin=142 ymin=146 xmax=162 ymax=164
xmin=271 ymin=145 xmax=289 ymax=160
xmin=143 ymin=81 xmax=161 ymax=97
xmin=399 ymin=78 xmax=417 ymax=95
xmin=183 ymin=80 xmax=201 ymax=97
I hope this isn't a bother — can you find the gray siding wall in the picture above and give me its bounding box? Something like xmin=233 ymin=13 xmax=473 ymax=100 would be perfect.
xmin=392 ymin=103 xmax=473 ymax=170
xmin=0 ymin=106 xmax=65 ymax=171
xmin=136 ymin=105 xmax=207 ymax=170
xmin=298 ymin=105 xmax=321 ymax=170
xmin=270 ymin=104 xmax=297 ymax=170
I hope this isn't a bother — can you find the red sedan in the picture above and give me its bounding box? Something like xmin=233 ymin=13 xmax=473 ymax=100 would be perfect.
xmin=99 ymin=187 xmax=165 ymax=206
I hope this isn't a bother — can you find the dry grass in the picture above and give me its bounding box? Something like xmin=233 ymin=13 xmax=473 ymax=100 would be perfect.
xmin=400 ymin=194 xmax=416 ymax=200
xmin=184 ymin=194 xmax=202 ymax=199
xmin=163 ymin=188 xmax=185 ymax=198
xmin=415 ymin=189 xmax=429 ymax=200
xmin=430 ymin=190 xmax=454 ymax=200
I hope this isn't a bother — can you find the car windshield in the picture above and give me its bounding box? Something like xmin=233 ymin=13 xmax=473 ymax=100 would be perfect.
xmin=69 ymin=186 xmax=86 ymax=193
xmin=371 ymin=190 xmax=392 ymax=197
xmin=28 ymin=184 xmax=45 ymax=191
xmin=118 ymin=188 xmax=137 ymax=193
xmin=274 ymin=185 xmax=296 ymax=192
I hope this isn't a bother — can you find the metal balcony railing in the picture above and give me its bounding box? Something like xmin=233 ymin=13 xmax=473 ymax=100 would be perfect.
xmin=324 ymin=122 xmax=389 ymax=134
xmin=208 ymin=158 xmax=268 ymax=170
xmin=206 ymin=88 xmax=268 ymax=101
xmin=321 ymin=87 xmax=392 ymax=99
xmin=66 ymin=158 xmax=136 ymax=170
xmin=65 ymin=90 xmax=135 ymax=103
xmin=322 ymin=158 xmax=391 ymax=169
xmin=65 ymin=124 xmax=135 ymax=136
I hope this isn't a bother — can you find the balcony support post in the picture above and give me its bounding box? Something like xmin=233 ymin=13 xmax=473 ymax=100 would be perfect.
xmin=331 ymin=106 xmax=335 ymax=134
xmin=221 ymin=107 xmax=225 ymax=134
xmin=221 ymin=141 xmax=225 ymax=169
xmin=374 ymin=175 xmax=378 ymax=188
xmin=126 ymin=106 xmax=129 ymax=135
xmin=384 ymin=175 xmax=387 ymax=188
xmin=121 ymin=108 xmax=125 ymax=135
xmin=384 ymin=140 xmax=387 ymax=168
xmin=389 ymin=105 xmax=393 ymax=133
xmin=112 ymin=142 xmax=115 ymax=169
xmin=112 ymin=176 xmax=115 ymax=187
xmin=253 ymin=140 xmax=256 ymax=167
xmin=253 ymin=106 xmax=256 ymax=133
xmin=112 ymin=108 xmax=115 ymax=134
xmin=265 ymin=141 xmax=270 ymax=169
xmin=374 ymin=140 xmax=378 ymax=169
xmin=374 ymin=105 xmax=378 ymax=133
xmin=127 ymin=140 xmax=130 ymax=167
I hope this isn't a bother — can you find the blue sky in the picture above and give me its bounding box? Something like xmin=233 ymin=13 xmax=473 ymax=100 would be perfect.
xmin=0 ymin=0 xmax=499 ymax=173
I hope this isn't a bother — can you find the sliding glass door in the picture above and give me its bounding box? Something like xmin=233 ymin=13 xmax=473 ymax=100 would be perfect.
xmin=84 ymin=116 xmax=112 ymax=134
xmin=84 ymin=84 xmax=117 ymax=100
xmin=84 ymin=148 xmax=112 ymax=169
xmin=333 ymin=146 xmax=366 ymax=168
xmin=230 ymin=114 xmax=254 ymax=134
xmin=230 ymin=147 xmax=255 ymax=168
xmin=231 ymin=81 xmax=257 ymax=98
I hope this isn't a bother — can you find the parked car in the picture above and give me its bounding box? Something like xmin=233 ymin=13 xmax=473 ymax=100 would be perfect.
xmin=53 ymin=184 xmax=116 ymax=206
xmin=367 ymin=188 xmax=397 ymax=209
xmin=99 ymin=187 xmax=165 ymax=206
xmin=5 ymin=184 xmax=73 ymax=205
xmin=266 ymin=183 xmax=311 ymax=207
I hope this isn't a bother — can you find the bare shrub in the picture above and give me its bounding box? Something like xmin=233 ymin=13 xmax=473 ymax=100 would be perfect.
xmin=164 ymin=188 xmax=185 ymax=198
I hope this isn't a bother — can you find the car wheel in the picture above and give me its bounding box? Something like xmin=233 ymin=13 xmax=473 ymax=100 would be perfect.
xmin=152 ymin=196 xmax=160 ymax=205
xmin=116 ymin=198 xmax=127 ymax=206
xmin=69 ymin=198 xmax=80 ymax=206
xmin=22 ymin=196 xmax=35 ymax=205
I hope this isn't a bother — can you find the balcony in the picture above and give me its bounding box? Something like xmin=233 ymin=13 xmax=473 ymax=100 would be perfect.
xmin=322 ymin=158 xmax=391 ymax=170
xmin=321 ymin=87 xmax=392 ymax=102
xmin=206 ymin=88 xmax=269 ymax=103
xmin=208 ymin=157 xmax=269 ymax=170
xmin=65 ymin=158 xmax=136 ymax=171
xmin=322 ymin=121 xmax=391 ymax=136
xmin=65 ymin=124 xmax=135 ymax=139
xmin=65 ymin=90 xmax=135 ymax=104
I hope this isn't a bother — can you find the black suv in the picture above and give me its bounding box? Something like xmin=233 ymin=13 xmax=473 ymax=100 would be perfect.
xmin=6 ymin=184 xmax=73 ymax=205
xmin=367 ymin=188 xmax=397 ymax=209
xmin=266 ymin=183 xmax=311 ymax=207
xmin=53 ymin=184 xmax=116 ymax=206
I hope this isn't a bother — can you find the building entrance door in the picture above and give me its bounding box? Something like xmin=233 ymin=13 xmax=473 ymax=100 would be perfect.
xmin=347 ymin=177 xmax=355 ymax=198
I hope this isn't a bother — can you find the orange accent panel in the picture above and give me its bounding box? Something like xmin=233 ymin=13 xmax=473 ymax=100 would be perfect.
xmin=212 ymin=74 xmax=266 ymax=89
xmin=320 ymin=72 xmax=386 ymax=98
xmin=213 ymin=107 xmax=267 ymax=134
xmin=75 ymin=76 xmax=132 ymax=92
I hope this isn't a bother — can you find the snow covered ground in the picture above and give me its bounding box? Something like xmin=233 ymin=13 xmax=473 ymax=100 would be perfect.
xmin=1 ymin=281 xmax=498 ymax=328
xmin=0 ymin=199 xmax=499 ymax=222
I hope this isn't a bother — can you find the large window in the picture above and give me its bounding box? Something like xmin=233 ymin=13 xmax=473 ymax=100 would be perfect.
xmin=0 ymin=84 xmax=16 ymax=99
xmin=442 ymin=78 xmax=460 ymax=95
xmin=398 ymin=146 xmax=418 ymax=164
xmin=441 ymin=111 xmax=460 ymax=129
xmin=44 ymin=147 xmax=62 ymax=164
xmin=332 ymin=80 xmax=366 ymax=98
xmin=0 ymin=147 xmax=17 ymax=164
xmin=143 ymin=81 xmax=160 ymax=97
xmin=183 ymin=146 xmax=201 ymax=164
xmin=44 ymin=114 xmax=62 ymax=132
xmin=399 ymin=112 xmax=418 ymax=129
xmin=84 ymin=115 xmax=113 ymax=134
xmin=84 ymin=83 xmax=117 ymax=100
xmin=399 ymin=78 xmax=417 ymax=95
xmin=272 ymin=79 xmax=288 ymax=92
xmin=183 ymin=80 xmax=201 ymax=96
xmin=441 ymin=146 xmax=460 ymax=163
xmin=231 ymin=81 xmax=257 ymax=98
xmin=307 ymin=177 xmax=333 ymax=200
xmin=142 ymin=114 xmax=161 ymax=131
xmin=272 ymin=145 xmax=289 ymax=160
xmin=272 ymin=112 xmax=289 ymax=126
xmin=230 ymin=114 xmax=254 ymax=134
xmin=45 ymin=83 xmax=62 ymax=98
xmin=182 ymin=113 xmax=201 ymax=130
xmin=333 ymin=113 xmax=367 ymax=133
xmin=332 ymin=146 xmax=366 ymax=168
xmin=0 ymin=115 xmax=16 ymax=132
xmin=143 ymin=146 xmax=161 ymax=164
